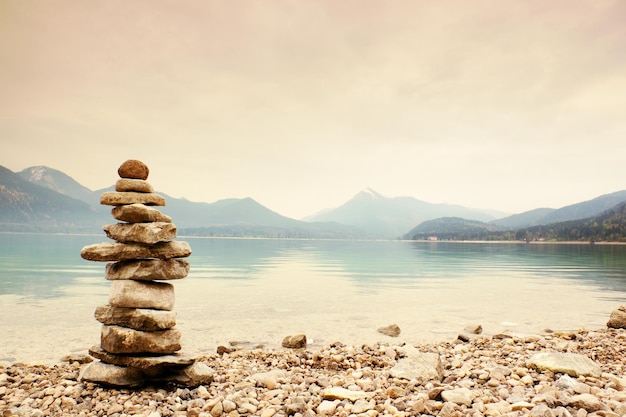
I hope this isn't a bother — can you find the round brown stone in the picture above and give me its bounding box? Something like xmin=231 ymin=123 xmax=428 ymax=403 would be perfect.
xmin=118 ymin=159 xmax=149 ymax=180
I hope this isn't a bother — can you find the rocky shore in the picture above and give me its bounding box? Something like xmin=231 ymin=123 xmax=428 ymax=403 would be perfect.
xmin=1 ymin=327 xmax=625 ymax=417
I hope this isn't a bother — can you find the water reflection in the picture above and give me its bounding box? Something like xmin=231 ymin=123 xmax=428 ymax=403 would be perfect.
xmin=0 ymin=233 xmax=104 ymax=299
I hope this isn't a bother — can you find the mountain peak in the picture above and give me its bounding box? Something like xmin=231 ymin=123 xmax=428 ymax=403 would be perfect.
xmin=359 ymin=188 xmax=385 ymax=200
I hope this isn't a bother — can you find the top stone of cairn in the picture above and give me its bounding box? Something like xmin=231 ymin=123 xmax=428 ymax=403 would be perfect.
xmin=118 ymin=160 xmax=149 ymax=180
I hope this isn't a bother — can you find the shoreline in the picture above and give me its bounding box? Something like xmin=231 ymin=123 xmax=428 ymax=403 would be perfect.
xmin=3 ymin=231 xmax=626 ymax=245
xmin=2 ymin=327 xmax=625 ymax=416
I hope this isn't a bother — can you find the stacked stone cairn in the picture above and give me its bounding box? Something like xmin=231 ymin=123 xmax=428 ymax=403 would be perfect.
xmin=78 ymin=160 xmax=213 ymax=387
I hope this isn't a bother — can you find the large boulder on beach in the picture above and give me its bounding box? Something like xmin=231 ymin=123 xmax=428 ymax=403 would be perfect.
xmin=78 ymin=361 xmax=145 ymax=387
xmin=89 ymin=345 xmax=194 ymax=375
xmin=527 ymin=352 xmax=601 ymax=378
xmin=607 ymin=305 xmax=626 ymax=329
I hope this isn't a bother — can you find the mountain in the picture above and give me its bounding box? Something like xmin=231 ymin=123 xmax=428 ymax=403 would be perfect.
xmin=17 ymin=166 xmax=94 ymax=206
xmin=404 ymin=217 xmax=500 ymax=240
xmin=404 ymin=201 xmax=626 ymax=242
xmin=305 ymin=188 xmax=498 ymax=238
xmin=511 ymin=202 xmax=626 ymax=242
xmin=492 ymin=190 xmax=626 ymax=229
xmin=4 ymin=165 xmax=367 ymax=238
xmin=490 ymin=208 xmax=556 ymax=229
xmin=0 ymin=166 xmax=100 ymax=231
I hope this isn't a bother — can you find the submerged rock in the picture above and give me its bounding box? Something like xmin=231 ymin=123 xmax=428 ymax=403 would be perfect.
xmin=377 ymin=323 xmax=401 ymax=337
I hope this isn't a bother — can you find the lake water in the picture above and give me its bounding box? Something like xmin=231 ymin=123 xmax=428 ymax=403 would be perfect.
xmin=1 ymin=233 xmax=626 ymax=364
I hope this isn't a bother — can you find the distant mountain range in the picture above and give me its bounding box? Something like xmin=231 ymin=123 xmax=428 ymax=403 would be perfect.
xmin=1 ymin=164 xmax=626 ymax=241
xmin=404 ymin=192 xmax=626 ymax=242
xmin=304 ymin=188 xmax=501 ymax=238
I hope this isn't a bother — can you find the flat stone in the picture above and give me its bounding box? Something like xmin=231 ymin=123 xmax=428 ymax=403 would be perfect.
xmin=282 ymin=334 xmax=307 ymax=349
xmin=81 ymin=240 xmax=192 ymax=261
xmin=101 ymin=325 xmax=181 ymax=354
xmin=94 ymin=304 xmax=176 ymax=331
xmin=441 ymin=387 xmax=474 ymax=406
xmin=165 ymin=362 xmax=215 ymax=387
xmin=109 ymin=280 xmax=175 ymax=310
xmin=116 ymin=178 xmax=154 ymax=193
xmin=377 ymin=324 xmax=401 ymax=337
xmin=567 ymin=393 xmax=609 ymax=412
xmin=78 ymin=360 xmax=145 ymax=387
xmin=101 ymin=191 xmax=166 ymax=206
xmin=103 ymin=222 xmax=177 ymax=245
xmin=322 ymin=387 xmax=369 ymax=402
xmin=607 ymin=305 xmax=626 ymax=329
xmin=105 ymin=259 xmax=189 ymax=281
xmin=527 ymin=352 xmax=602 ymax=378
xmin=111 ymin=203 xmax=172 ymax=223
xmin=118 ymin=159 xmax=149 ymax=180
xmin=89 ymin=345 xmax=194 ymax=375
xmin=390 ymin=346 xmax=443 ymax=382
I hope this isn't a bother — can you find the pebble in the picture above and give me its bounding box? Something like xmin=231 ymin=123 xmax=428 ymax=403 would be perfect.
xmin=1 ymin=328 xmax=625 ymax=416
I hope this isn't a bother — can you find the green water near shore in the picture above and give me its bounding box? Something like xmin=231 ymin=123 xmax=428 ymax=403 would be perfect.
xmin=1 ymin=233 xmax=625 ymax=363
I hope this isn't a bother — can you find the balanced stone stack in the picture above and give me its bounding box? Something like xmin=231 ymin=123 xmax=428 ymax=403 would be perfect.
xmin=78 ymin=160 xmax=213 ymax=387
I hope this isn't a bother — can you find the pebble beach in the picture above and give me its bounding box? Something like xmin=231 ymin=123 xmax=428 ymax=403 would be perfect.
xmin=2 ymin=327 xmax=625 ymax=417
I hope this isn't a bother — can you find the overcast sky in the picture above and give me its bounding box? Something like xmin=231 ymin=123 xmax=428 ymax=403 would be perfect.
xmin=2 ymin=1 xmax=625 ymax=219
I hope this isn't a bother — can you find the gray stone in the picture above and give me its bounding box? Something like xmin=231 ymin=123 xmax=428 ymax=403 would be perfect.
xmin=78 ymin=360 xmax=145 ymax=387
xmin=103 ymin=222 xmax=177 ymax=245
xmin=607 ymin=305 xmax=626 ymax=329
xmin=118 ymin=159 xmax=149 ymax=180
xmin=111 ymin=203 xmax=172 ymax=223
xmin=109 ymin=280 xmax=175 ymax=310
xmin=116 ymin=178 xmax=154 ymax=193
xmin=100 ymin=191 xmax=166 ymax=206
xmin=81 ymin=240 xmax=192 ymax=261
xmin=94 ymin=304 xmax=176 ymax=331
xmin=390 ymin=346 xmax=443 ymax=382
xmin=527 ymin=352 xmax=601 ymax=378
xmin=89 ymin=345 xmax=194 ymax=375
xmin=377 ymin=324 xmax=401 ymax=337
xmin=101 ymin=325 xmax=181 ymax=354
xmin=282 ymin=334 xmax=307 ymax=349
xmin=105 ymin=259 xmax=189 ymax=281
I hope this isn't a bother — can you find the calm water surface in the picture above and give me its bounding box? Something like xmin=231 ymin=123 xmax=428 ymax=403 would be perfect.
xmin=1 ymin=233 xmax=625 ymax=363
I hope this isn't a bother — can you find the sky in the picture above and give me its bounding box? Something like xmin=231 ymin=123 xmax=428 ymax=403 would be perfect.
xmin=1 ymin=0 xmax=625 ymax=219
